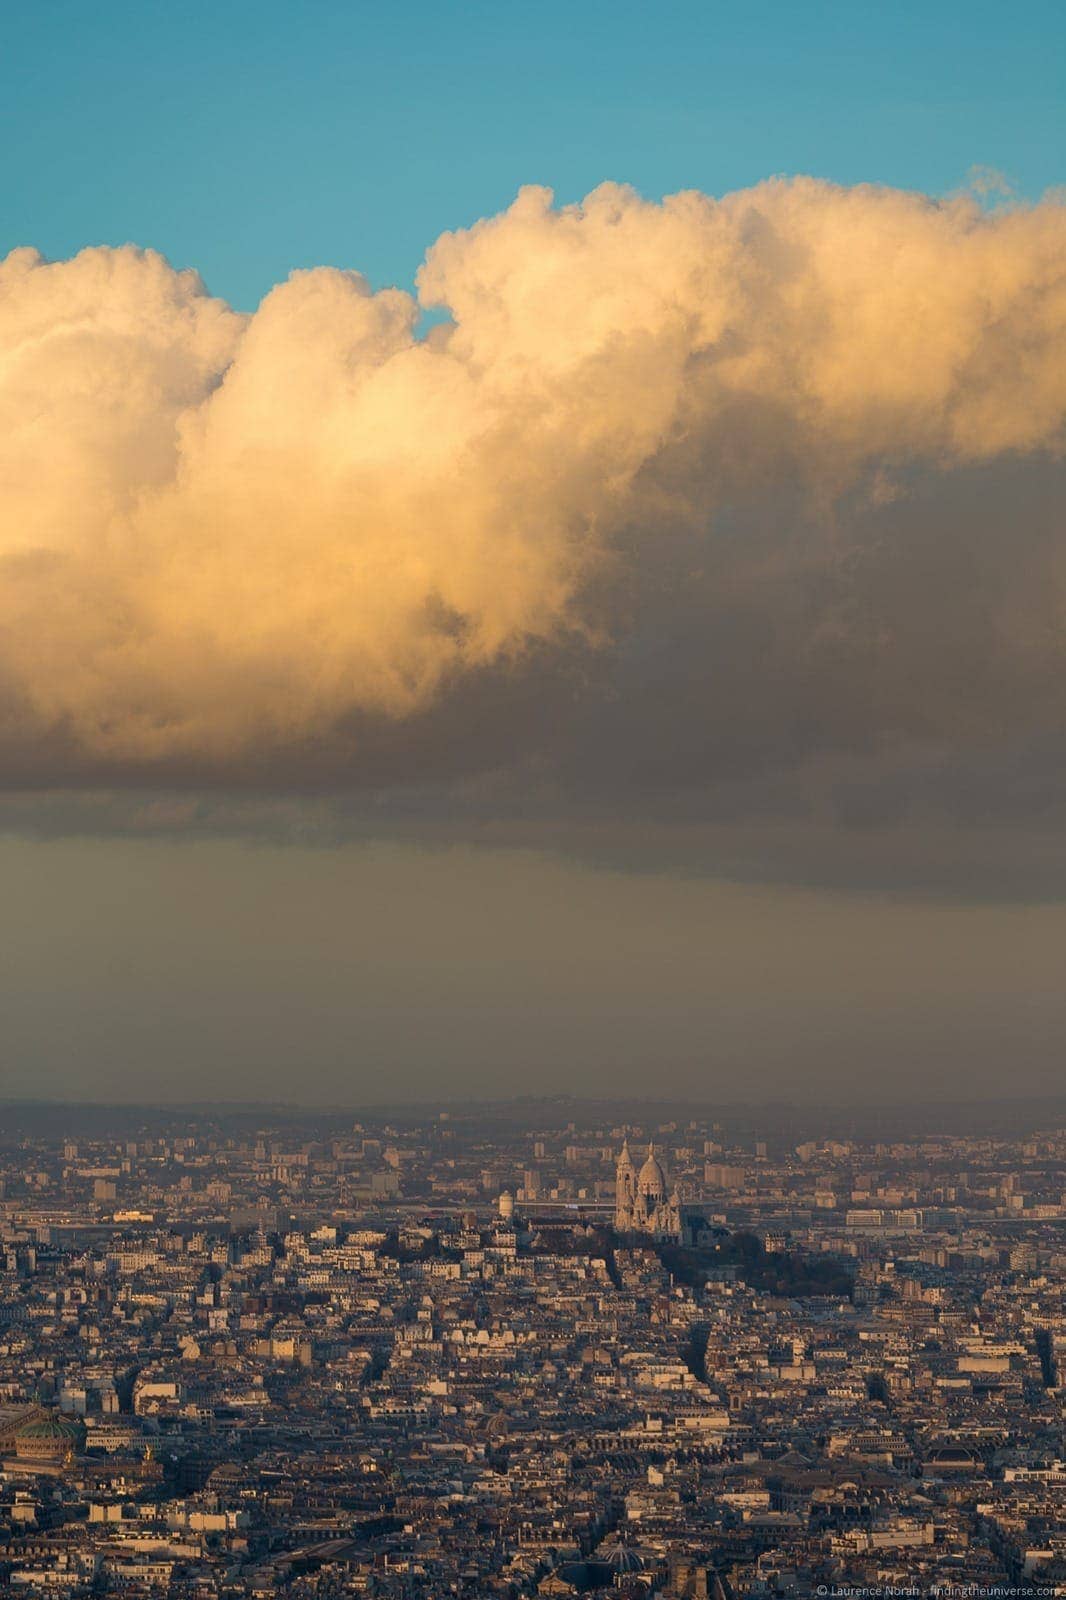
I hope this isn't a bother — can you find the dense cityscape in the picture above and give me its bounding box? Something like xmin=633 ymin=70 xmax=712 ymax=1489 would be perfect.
xmin=0 ymin=1099 xmax=1062 ymax=1597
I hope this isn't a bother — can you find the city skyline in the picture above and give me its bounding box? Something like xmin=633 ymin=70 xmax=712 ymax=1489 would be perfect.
xmin=0 ymin=1097 xmax=1062 ymax=1593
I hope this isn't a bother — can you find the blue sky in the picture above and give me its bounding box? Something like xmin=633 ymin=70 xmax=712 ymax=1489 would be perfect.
xmin=2 ymin=0 xmax=1063 ymax=309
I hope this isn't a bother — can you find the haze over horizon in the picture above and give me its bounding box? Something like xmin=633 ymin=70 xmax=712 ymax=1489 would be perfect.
xmin=2 ymin=0 xmax=1065 ymax=1105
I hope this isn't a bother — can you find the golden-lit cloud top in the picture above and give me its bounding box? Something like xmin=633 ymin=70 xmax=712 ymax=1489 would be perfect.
xmin=1 ymin=178 xmax=1065 ymax=771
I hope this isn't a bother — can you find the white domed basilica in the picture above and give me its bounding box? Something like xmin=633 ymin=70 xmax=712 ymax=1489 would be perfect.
xmin=614 ymin=1139 xmax=682 ymax=1240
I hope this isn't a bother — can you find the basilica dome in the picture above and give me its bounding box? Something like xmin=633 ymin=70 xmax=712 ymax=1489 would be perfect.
xmin=637 ymin=1146 xmax=667 ymax=1197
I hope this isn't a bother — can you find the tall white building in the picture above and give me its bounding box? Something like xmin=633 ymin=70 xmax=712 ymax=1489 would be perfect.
xmin=614 ymin=1139 xmax=682 ymax=1239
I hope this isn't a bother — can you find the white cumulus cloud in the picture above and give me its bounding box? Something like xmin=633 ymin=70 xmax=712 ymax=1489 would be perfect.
xmin=1 ymin=178 xmax=1064 ymax=774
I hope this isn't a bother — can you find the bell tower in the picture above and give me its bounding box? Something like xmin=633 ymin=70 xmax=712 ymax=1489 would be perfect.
xmin=615 ymin=1137 xmax=637 ymax=1231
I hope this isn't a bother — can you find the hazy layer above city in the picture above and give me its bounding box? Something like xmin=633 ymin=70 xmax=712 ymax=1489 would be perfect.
xmin=2 ymin=836 xmax=1065 ymax=1106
